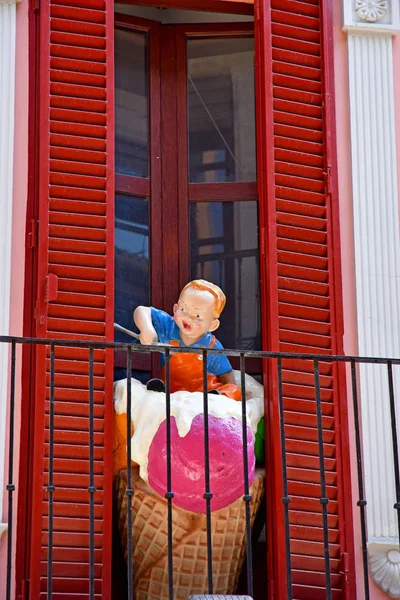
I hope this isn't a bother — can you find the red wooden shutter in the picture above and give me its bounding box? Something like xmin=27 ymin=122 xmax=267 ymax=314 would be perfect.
xmin=29 ymin=0 xmax=114 ymax=597
xmin=255 ymin=0 xmax=354 ymax=597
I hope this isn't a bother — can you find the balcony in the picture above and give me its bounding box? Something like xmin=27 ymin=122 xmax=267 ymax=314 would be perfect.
xmin=1 ymin=334 xmax=399 ymax=599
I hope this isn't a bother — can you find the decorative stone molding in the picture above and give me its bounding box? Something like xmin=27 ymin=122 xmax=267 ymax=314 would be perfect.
xmin=0 ymin=523 xmax=7 ymax=546
xmin=368 ymin=542 xmax=400 ymax=598
xmin=0 ymin=0 xmax=18 ymax=524
xmin=343 ymin=0 xmax=400 ymax=33
xmin=355 ymin=0 xmax=388 ymax=22
xmin=344 ymin=0 xmax=400 ymax=594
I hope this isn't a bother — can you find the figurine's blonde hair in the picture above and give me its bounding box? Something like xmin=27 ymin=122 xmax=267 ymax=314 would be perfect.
xmin=179 ymin=280 xmax=226 ymax=318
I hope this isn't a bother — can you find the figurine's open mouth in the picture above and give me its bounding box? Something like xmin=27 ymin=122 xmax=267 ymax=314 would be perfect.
xmin=182 ymin=321 xmax=192 ymax=331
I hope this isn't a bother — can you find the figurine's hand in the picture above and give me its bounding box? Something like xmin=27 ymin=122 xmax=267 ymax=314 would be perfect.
xmin=139 ymin=327 xmax=158 ymax=345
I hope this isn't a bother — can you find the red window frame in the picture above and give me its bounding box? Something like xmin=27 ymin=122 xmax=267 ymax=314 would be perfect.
xmin=114 ymin=14 xmax=162 ymax=372
xmin=114 ymin=15 xmax=261 ymax=371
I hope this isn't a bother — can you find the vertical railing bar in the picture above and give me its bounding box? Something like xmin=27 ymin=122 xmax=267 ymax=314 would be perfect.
xmin=165 ymin=348 xmax=174 ymax=600
xmin=88 ymin=345 xmax=95 ymax=600
xmin=240 ymin=353 xmax=253 ymax=598
xmin=6 ymin=341 xmax=16 ymax=600
xmin=202 ymin=348 xmax=213 ymax=594
xmin=47 ymin=342 xmax=55 ymax=600
xmin=350 ymin=360 xmax=370 ymax=599
xmin=387 ymin=361 xmax=400 ymax=545
xmin=277 ymin=357 xmax=292 ymax=599
xmin=314 ymin=359 xmax=332 ymax=600
xmin=126 ymin=346 xmax=134 ymax=600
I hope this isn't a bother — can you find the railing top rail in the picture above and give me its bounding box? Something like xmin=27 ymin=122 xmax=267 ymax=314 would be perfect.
xmin=1 ymin=334 xmax=400 ymax=364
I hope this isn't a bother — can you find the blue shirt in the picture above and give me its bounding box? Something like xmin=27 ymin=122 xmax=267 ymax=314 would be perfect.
xmin=150 ymin=307 xmax=232 ymax=376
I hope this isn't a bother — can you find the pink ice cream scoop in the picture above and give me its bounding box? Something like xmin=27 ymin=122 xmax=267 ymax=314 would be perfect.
xmin=147 ymin=414 xmax=255 ymax=513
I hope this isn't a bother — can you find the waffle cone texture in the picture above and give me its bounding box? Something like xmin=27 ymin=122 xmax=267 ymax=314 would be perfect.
xmin=116 ymin=468 xmax=265 ymax=600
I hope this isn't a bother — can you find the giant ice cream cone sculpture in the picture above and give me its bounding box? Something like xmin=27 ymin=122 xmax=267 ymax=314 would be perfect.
xmin=113 ymin=374 xmax=265 ymax=599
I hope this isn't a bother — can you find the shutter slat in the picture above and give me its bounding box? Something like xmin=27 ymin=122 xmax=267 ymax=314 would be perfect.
xmin=272 ymin=47 xmax=321 ymax=68
xmin=290 ymin=497 xmax=338 ymax=516
xmin=284 ymin=398 xmax=333 ymax=417
xmin=48 ymin=304 xmax=106 ymax=321
xmin=271 ymin=0 xmax=320 ymax=17
xmin=45 ymin=358 xmax=105 ymax=376
xmin=277 ymin=239 xmax=327 ymax=257
xmin=279 ymin=301 xmax=329 ymax=321
xmin=276 ymin=185 xmax=325 ymax=204
xmin=51 ymin=18 xmax=105 ymax=37
xmin=52 ymin=0 xmax=105 ymax=9
xmin=274 ymin=111 xmax=322 ymax=132
xmin=50 ymin=134 xmax=106 ymax=151
xmin=51 ymin=82 xmax=106 ymax=100
xmin=285 ymin=412 xmax=334 ymax=430
xmin=287 ymin=454 xmax=335 ymax=470
xmin=274 ymin=87 xmax=322 ymax=106
xmin=282 ymin=369 xmax=332 ymax=387
xmin=51 ymin=57 xmax=106 ymax=75
xmin=51 ymin=5 xmax=106 ymax=24
xmin=272 ymin=23 xmax=320 ymax=43
xmin=272 ymin=35 xmax=320 ymax=56
xmin=274 ymin=98 xmax=322 ymax=118
xmin=273 ymin=61 xmax=321 ymax=81
xmin=40 ymin=562 xmax=103 ymax=578
xmin=50 ymin=239 xmax=106 ymax=255
xmin=51 ymin=44 xmax=106 ymax=62
xmin=51 ymin=70 xmax=106 ymax=87
xmin=42 ymin=502 xmax=104 ymax=518
xmin=49 ymin=224 xmax=106 ymax=241
xmin=277 ymin=199 xmax=325 ymax=217
xmin=51 ymin=31 xmax=106 ymax=49
xmin=271 ymin=9 xmax=320 ymax=30
xmin=278 ymin=251 xmax=328 ymax=269
xmin=50 ymin=199 xmax=106 ymax=214
xmin=290 ymin=524 xmax=339 ymax=543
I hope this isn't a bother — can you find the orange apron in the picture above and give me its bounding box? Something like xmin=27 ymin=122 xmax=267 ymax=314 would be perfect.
xmin=162 ymin=337 xmax=241 ymax=401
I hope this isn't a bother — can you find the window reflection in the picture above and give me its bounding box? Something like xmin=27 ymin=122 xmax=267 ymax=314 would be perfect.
xmin=115 ymin=194 xmax=150 ymax=342
xmin=190 ymin=201 xmax=261 ymax=350
xmin=187 ymin=37 xmax=256 ymax=183
xmin=115 ymin=29 xmax=149 ymax=178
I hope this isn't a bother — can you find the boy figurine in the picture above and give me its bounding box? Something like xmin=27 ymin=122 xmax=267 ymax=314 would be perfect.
xmin=133 ymin=279 xmax=241 ymax=400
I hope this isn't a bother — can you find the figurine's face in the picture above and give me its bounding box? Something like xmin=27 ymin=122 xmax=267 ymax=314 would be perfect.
xmin=173 ymin=288 xmax=220 ymax=341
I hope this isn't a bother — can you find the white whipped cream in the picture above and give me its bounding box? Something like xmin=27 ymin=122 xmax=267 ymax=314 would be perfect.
xmin=114 ymin=371 xmax=264 ymax=481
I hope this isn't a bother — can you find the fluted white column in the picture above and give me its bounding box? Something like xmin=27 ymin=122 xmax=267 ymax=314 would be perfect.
xmin=0 ymin=0 xmax=19 ymax=543
xmin=343 ymin=0 xmax=400 ymax=595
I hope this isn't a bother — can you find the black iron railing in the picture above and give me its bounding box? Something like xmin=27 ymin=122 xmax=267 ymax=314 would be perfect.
xmin=2 ymin=334 xmax=400 ymax=599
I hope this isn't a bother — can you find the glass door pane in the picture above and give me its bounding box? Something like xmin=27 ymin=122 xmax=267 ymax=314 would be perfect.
xmin=187 ymin=37 xmax=256 ymax=183
xmin=190 ymin=200 xmax=261 ymax=350
xmin=114 ymin=194 xmax=150 ymax=343
xmin=115 ymin=28 xmax=149 ymax=178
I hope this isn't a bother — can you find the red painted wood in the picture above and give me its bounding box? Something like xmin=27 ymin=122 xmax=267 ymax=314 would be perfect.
xmin=28 ymin=0 xmax=113 ymax=598
xmin=115 ymin=174 xmax=150 ymax=197
xmin=176 ymin=29 xmax=190 ymax=290
xmin=188 ymin=182 xmax=257 ymax=201
xmin=16 ymin=1 xmax=41 ymax=594
xmin=113 ymin=15 xmax=162 ymax=373
xmin=320 ymin=0 xmax=356 ymax=594
xmin=254 ymin=2 xmax=282 ymax=598
xmin=174 ymin=21 xmax=254 ymax=34
xmin=160 ymin=26 xmax=181 ymax=310
xmin=255 ymin=0 xmax=354 ymax=597
xmin=121 ymin=0 xmax=254 ymax=14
